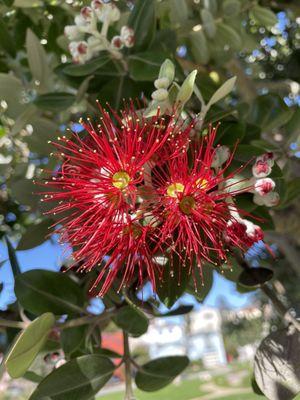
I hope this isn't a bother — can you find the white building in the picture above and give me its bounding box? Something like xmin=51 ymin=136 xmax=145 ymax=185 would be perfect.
xmin=135 ymin=306 xmax=227 ymax=368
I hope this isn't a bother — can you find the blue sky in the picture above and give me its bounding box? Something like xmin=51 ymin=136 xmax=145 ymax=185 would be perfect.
xmin=0 ymin=239 xmax=254 ymax=312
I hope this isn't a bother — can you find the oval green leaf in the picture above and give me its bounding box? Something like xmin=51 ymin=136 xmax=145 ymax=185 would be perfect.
xmin=34 ymin=92 xmax=75 ymax=112
xmin=29 ymin=355 xmax=115 ymax=400
xmin=128 ymin=0 xmax=156 ymax=51
xmin=135 ymin=356 xmax=189 ymax=392
xmin=15 ymin=269 xmax=85 ymax=315
xmin=113 ymin=305 xmax=148 ymax=337
xmin=17 ymin=219 xmax=52 ymax=250
xmin=5 ymin=312 xmax=55 ymax=378
xmin=238 ymin=267 xmax=274 ymax=288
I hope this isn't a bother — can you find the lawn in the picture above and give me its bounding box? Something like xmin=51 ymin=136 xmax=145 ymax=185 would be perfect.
xmin=97 ymin=377 xmax=265 ymax=400
xmin=97 ymin=379 xmax=207 ymax=400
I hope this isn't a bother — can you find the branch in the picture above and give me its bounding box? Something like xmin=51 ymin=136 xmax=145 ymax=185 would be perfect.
xmin=123 ymin=331 xmax=135 ymax=400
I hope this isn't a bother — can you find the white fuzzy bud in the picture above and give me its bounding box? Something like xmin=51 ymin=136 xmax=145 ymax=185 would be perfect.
xmin=154 ymin=77 xmax=170 ymax=89
xmin=64 ymin=25 xmax=82 ymax=41
xmin=254 ymin=178 xmax=275 ymax=196
xmin=253 ymin=191 xmax=280 ymax=207
xmin=151 ymin=88 xmax=169 ymax=101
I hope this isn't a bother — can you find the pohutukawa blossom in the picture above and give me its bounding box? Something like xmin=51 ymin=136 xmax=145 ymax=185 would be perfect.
xmin=146 ymin=127 xmax=260 ymax=278
xmin=41 ymin=105 xmax=191 ymax=295
xmin=41 ymin=104 xmax=267 ymax=296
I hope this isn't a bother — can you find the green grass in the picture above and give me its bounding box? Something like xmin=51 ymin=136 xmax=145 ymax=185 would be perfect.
xmin=218 ymin=394 xmax=264 ymax=400
xmin=97 ymin=379 xmax=206 ymax=400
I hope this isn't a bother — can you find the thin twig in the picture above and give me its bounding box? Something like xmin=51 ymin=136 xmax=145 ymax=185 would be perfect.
xmin=123 ymin=331 xmax=136 ymax=400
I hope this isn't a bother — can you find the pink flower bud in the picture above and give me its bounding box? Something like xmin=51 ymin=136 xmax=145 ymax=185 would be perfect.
xmin=120 ymin=26 xmax=135 ymax=48
xmin=254 ymin=178 xmax=275 ymax=196
xmin=81 ymin=6 xmax=93 ymax=20
xmin=64 ymin=25 xmax=81 ymax=41
xmin=252 ymin=152 xmax=274 ymax=178
xmin=253 ymin=191 xmax=280 ymax=207
xmin=111 ymin=35 xmax=124 ymax=50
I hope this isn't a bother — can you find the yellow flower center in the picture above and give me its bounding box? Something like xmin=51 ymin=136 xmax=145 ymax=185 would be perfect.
xmin=196 ymin=177 xmax=208 ymax=189
xmin=112 ymin=171 xmax=130 ymax=189
xmin=166 ymin=182 xmax=184 ymax=198
xmin=179 ymin=196 xmax=196 ymax=215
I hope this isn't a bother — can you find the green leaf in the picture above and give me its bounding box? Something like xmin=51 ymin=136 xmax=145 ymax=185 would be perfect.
xmin=15 ymin=270 xmax=85 ymax=315
xmin=215 ymin=23 xmax=242 ymax=51
xmin=238 ymin=268 xmax=274 ymax=288
xmin=222 ymin=0 xmax=241 ymax=17
xmin=24 ymin=117 xmax=58 ymax=154
xmin=94 ymin=348 xmax=122 ymax=358
xmin=189 ymin=30 xmax=210 ymax=64
xmin=5 ymin=313 xmax=55 ymax=378
xmin=26 ymin=29 xmax=51 ymax=90
xmin=34 ymin=92 xmax=76 ymax=112
xmin=113 ymin=305 xmax=148 ymax=337
xmin=176 ymin=70 xmax=197 ymax=105
xmin=216 ymin=121 xmax=245 ymax=145
xmin=9 ymin=177 xmax=39 ymax=209
xmin=128 ymin=51 xmax=169 ymax=81
xmin=14 ymin=0 xmax=42 ymax=6
xmin=201 ymin=9 xmax=216 ymax=38
xmin=158 ymin=58 xmax=175 ymax=82
xmin=155 ymin=254 xmax=190 ymax=308
xmin=61 ymin=325 xmax=87 ymax=356
xmin=0 ymin=73 xmax=26 ymax=118
xmin=11 ymin=105 xmax=37 ymax=136
xmin=207 ymin=76 xmax=236 ymax=108
xmin=23 ymin=371 xmax=43 ymax=383
xmin=169 ymin=0 xmax=189 ymax=26
xmin=0 ymin=17 xmax=16 ymax=57
xmin=277 ymin=178 xmax=300 ymax=209
xmin=29 ymin=355 xmax=115 ymax=400
xmin=63 ymin=54 xmax=110 ymax=77
xmin=135 ymin=356 xmax=189 ymax=392
xmin=248 ymin=95 xmax=294 ymax=131
xmin=250 ymin=6 xmax=277 ymax=28
xmin=5 ymin=236 xmax=21 ymax=276
xmin=254 ymin=327 xmax=300 ymax=400
xmin=160 ymin=305 xmax=193 ymax=317
xmin=187 ymin=264 xmax=214 ymax=302
xmin=128 ymin=0 xmax=156 ymax=51
xmin=17 ymin=219 xmax=52 ymax=250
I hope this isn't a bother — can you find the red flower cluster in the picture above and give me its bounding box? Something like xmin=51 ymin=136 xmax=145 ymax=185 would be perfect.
xmin=42 ymin=105 xmax=263 ymax=296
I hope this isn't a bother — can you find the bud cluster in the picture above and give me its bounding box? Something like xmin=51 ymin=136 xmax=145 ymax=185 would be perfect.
xmin=64 ymin=0 xmax=135 ymax=63
xmin=252 ymin=153 xmax=279 ymax=207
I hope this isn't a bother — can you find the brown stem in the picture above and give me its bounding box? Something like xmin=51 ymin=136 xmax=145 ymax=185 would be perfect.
xmin=123 ymin=331 xmax=135 ymax=400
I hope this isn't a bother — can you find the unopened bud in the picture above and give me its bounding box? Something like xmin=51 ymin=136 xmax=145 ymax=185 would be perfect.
xmin=151 ymin=88 xmax=169 ymax=102
xmin=254 ymin=178 xmax=275 ymax=196
xmin=154 ymin=77 xmax=170 ymax=89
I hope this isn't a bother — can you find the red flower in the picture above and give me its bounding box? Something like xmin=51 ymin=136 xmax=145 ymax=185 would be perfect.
xmin=41 ymin=105 xmax=182 ymax=294
xmin=147 ymin=127 xmax=258 ymax=276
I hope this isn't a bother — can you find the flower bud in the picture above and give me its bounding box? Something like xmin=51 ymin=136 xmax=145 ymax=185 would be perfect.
xmin=151 ymin=88 xmax=169 ymax=102
xmin=75 ymin=14 xmax=88 ymax=27
xmin=64 ymin=25 xmax=82 ymax=41
xmin=254 ymin=178 xmax=275 ymax=196
xmin=120 ymin=26 xmax=135 ymax=47
xmin=154 ymin=77 xmax=170 ymax=89
xmin=252 ymin=152 xmax=274 ymax=178
xmin=111 ymin=35 xmax=124 ymax=50
xmin=69 ymin=41 xmax=92 ymax=64
xmin=81 ymin=6 xmax=93 ymax=21
xmin=253 ymin=191 xmax=279 ymax=207
xmin=211 ymin=145 xmax=230 ymax=168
